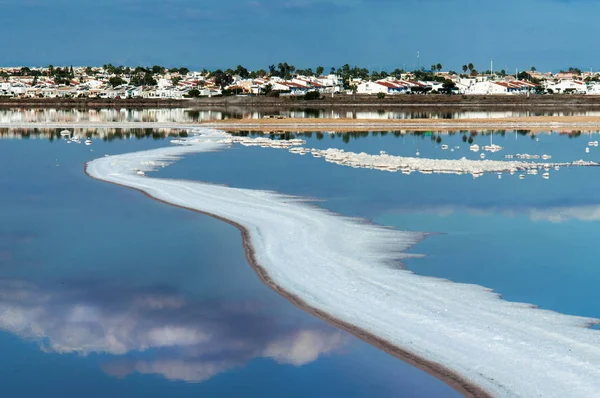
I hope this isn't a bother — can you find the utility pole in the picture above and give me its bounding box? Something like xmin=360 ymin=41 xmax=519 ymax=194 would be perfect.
xmin=491 ymin=59 xmax=493 ymax=79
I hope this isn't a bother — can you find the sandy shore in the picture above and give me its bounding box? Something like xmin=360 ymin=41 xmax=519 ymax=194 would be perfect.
xmin=83 ymin=162 xmax=491 ymax=398
xmin=205 ymin=115 xmax=600 ymax=132
xmin=4 ymin=115 xmax=600 ymax=133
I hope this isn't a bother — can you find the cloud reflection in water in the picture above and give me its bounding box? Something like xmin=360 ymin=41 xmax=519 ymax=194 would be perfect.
xmin=0 ymin=280 xmax=348 ymax=382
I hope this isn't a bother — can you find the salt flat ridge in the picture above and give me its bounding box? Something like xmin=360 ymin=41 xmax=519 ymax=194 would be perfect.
xmin=86 ymin=128 xmax=600 ymax=398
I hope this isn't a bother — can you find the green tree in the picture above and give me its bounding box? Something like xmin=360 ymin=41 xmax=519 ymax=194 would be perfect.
xmin=565 ymin=67 xmax=582 ymax=75
xmin=234 ymin=65 xmax=249 ymax=78
xmin=316 ymin=66 xmax=324 ymax=76
xmin=179 ymin=67 xmax=189 ymax=75
xmin=303 ymin=91 xmax=320 ymax=100
xmin=391 ymin=68 xmax=404 ymax=78
xmin=277 ymin=62 xmax=295 ymax=79
xmin=261 ymin=83 xmax=273 ymax=95
xmin=531 ymin=66 xmax=537 ymax=72
xmin=187 ymin=89 xmax=200 ymax=98
xmin=442 ymin=80 xmax=456 ymax=93
xmin=151 ymin=65 xmax=164 ymax=74
xmin=109 ymin=76 xmax=126 ymax=87
xmin=131 ymin=72 xmax=157 ymax=86
xmin=171 ymin=76 xmax=182 ymax=86
xmin=105 ymin=64 xmax=116 ymax=74
xmin=214 ymin=69 xmax=233 ymax=89
xmin=517 ymin=71 xmax=531 ymax=81
xmin=436 ymin=63 xmax=442 ymax=72
xmin=468 ymin=63 xmax=474 ymax=73
xmin=462 ymin=64 xmax=468 ymax=74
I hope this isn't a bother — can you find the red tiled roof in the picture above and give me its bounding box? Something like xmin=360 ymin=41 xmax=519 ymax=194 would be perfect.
xmin=375 ymin=81 xmax=398 ymax=88
xmin=279 ymin=81 xmax=306 ymax=88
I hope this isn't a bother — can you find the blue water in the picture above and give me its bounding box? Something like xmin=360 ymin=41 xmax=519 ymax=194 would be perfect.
xmin=159 ymin=130 xmax=600 ymax=322
xmin=0 ymin=136 xmax=459 ymax=397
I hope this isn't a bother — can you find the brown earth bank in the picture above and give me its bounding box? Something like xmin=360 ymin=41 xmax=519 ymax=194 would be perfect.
xmin=205 ymin=115 xmax=600 ymax=132
xmin=6 ymin=94 xmax=600 ymax=109
xmin=189 ymin=94 xmax=600 ymax=109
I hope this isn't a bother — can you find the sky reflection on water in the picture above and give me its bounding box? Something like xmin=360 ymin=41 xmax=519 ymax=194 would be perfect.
xmin=0 ymin=134 xmax=460 ymax=397
xmin=0 ymin=279 xmax=347 ymax=383
xmin=154 ymin=129 xmax=600 ymax=322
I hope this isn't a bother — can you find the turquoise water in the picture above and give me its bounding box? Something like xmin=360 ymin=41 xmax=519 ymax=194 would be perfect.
xmin=0 ymin=137 xmax=459 ymax=397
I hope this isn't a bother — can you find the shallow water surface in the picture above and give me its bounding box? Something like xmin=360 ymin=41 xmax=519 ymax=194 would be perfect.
xmin=159 ymin=129 xmax=600 ymax=320
xmin=0 ymin=136 xmax=460 ymax=397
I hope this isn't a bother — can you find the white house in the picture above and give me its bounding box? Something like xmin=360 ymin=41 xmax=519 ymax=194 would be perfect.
xmin=587 ymin=82 xmax=600 ymax=95
xmin=198 ymin=88 xmax=221 ymax=97
xmin=547 ymin=79 xmax=587 ymax=94
xmin=85 ymin=79 xmax=105 ymax=89
xmin=464 ymin=81 xmax=510 ymax=95
xmin=356 ymin=81 xmax=388 ymax=94
xmin=156 ymin=86 xmax=186 ymax=99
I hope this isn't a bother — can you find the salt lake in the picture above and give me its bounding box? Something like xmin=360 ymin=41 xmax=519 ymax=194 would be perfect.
xmin=1 ymin=116 xmax=599 ymax=397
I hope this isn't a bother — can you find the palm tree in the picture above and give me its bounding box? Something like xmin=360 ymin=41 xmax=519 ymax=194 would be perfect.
xmin=462 ymin=65 xmax=468 ymax=74
xmin=436 ymin=63 xmax=442 ymax=73
xmin=431 ymin=64 xmax=436 ymax=72
xmin=468 ymin=63 xmax=474 ymax=73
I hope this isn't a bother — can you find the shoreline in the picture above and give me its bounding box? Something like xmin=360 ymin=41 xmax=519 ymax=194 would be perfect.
xmin=83 ymin=162 xmax=491 ymax=398
xmin=6 ymin=115 xmax=600 ymax=133
xmin=205 ymin=115 xmax=600 ymax=132
xmin=8 ymin=94 xmax=600 ymax=109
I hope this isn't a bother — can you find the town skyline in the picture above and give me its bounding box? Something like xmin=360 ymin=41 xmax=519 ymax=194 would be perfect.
xmin=0 ymin=62 xmax=593 ymax=76
xmin=1 ymin=62 xmax=597 ymax=98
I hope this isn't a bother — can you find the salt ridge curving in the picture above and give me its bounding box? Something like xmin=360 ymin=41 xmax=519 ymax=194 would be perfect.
xmin=86 ymin=128 xmax=600 ymax=398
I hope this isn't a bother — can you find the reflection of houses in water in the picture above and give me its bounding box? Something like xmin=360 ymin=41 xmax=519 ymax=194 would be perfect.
xmin=0 ymin=127 xmax=189 ymax=140
xmin=5 ymin=108 xmax=600 ymax=125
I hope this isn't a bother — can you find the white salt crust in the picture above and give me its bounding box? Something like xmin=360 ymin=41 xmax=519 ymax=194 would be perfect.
xmin=86 ymin=128 xmax=600 ymax=398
